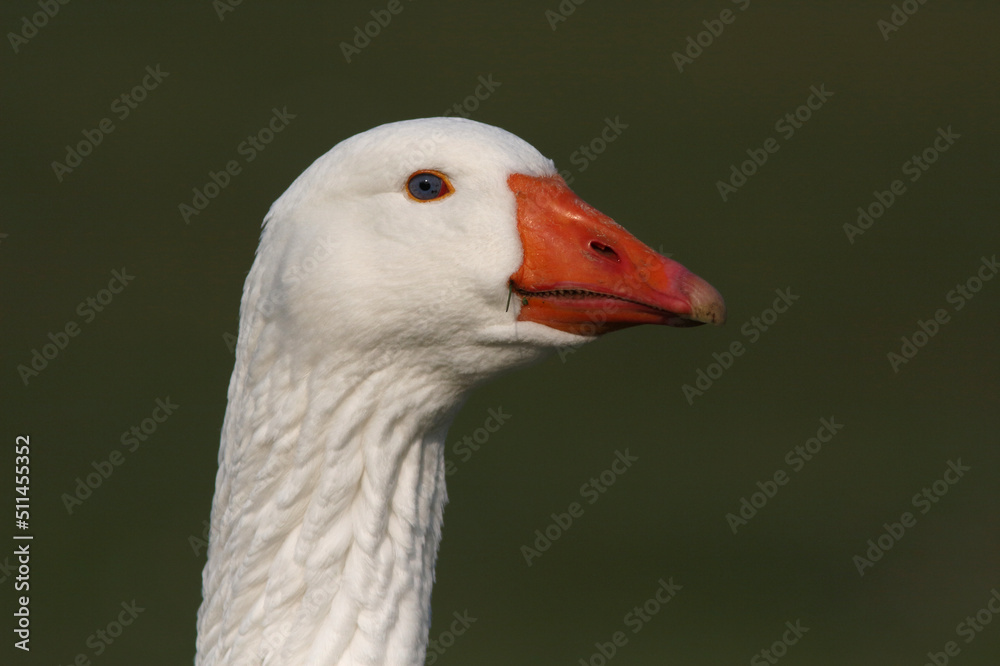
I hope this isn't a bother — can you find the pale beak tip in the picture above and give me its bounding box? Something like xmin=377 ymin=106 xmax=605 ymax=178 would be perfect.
xmin=694 ymin=298 xmax=727 ymax=326
xmin=683 ymin=273 xmax=727 ymax=326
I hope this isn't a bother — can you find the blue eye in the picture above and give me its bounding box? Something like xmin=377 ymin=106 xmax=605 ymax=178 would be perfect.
xmin=407 ymin=170 xmax=453 ymax=201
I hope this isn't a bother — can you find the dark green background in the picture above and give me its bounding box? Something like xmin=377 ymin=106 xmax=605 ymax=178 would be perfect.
xmin=2 ymin=1 xmax=998 ymax=664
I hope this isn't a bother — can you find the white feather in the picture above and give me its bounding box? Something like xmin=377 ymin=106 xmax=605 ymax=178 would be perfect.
xmin=196 ymin=118 xmax=589 ymax=666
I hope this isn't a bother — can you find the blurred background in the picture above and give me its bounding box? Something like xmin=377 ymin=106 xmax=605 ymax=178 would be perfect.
xmin=2 ymin=1 xmax=998 ymax=664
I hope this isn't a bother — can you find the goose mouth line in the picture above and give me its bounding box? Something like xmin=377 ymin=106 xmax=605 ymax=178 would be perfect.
xmin=509 ymin=282 xmax=684 ymax=317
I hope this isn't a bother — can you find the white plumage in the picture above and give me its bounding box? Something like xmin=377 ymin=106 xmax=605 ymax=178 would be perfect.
xmin=196 ymin=117 xmax=724 ymax=666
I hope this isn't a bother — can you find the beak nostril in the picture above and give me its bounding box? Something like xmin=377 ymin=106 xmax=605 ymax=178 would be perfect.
xmin=589 ymin=241 xmax=619 ymax=261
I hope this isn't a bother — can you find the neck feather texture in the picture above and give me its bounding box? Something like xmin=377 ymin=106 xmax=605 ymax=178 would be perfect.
xmin=196 ymin=333 xmax=466 ymax=666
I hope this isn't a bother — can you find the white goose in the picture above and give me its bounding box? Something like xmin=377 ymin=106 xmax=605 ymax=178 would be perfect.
xmin=196 ymin=117 xmax=725 ymax=666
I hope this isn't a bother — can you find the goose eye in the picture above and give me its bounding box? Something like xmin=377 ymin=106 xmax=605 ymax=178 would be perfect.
xmin=406 ymin=170 xmax=453 ymax=202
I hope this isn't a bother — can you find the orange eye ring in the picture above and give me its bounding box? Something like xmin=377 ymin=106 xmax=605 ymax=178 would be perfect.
xmin=405 ymin=169 xmax=454 ymax=202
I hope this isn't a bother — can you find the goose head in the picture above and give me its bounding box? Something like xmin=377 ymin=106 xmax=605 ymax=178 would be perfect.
xmin=248 ymin=117 xmax=724 ymax=386
xmin=199 ymin=117 xmax=725 ymax=666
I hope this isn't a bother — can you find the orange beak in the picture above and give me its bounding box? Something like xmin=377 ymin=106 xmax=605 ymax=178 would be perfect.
xmin=508 ymin=173 xmax=726 ymax=336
